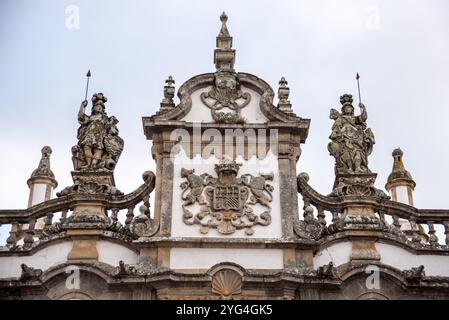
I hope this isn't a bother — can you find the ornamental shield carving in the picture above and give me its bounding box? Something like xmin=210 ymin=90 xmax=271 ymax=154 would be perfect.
xmin=212 ymin=185 xmax=244 ymax=211
xmin=180 ymin=159 xmax=273 ymax=236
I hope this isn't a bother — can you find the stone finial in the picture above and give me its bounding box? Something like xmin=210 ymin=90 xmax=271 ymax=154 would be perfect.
xmin=27 ymin=146 xmax=57 ymax=188
xmin=214 ymin=12 xmax=235 ymax=72
xmin=218 ymin=12 xmax=230 ymax=38
xmin=160 ymin=75 xmax=176 ymax=113
xmin=385 ymin=148 xmax=416 ymax=190
xmin=277 ymin=77 xmax=293 ymax=113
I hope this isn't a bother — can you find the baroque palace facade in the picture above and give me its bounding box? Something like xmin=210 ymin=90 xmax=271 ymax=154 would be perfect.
xmin=1 ymin=13 xmax=449 ymax=300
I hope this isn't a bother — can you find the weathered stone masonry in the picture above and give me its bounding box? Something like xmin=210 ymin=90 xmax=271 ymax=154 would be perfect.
xmin=1 ymin=13 xmax=449 ymax=300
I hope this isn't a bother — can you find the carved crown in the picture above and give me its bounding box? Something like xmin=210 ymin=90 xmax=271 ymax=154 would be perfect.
xmin=92 ymin=92 xmax=108 ymax=104
xmin=214 ymin=158 xmax=241 ymax=176
xmin=339 ymin=94 xmax=353 ymax=106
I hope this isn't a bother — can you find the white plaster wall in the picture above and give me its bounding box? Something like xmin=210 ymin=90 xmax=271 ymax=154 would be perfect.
xmin=171 ymin=151 xmax=282 ymax=238
xmin=313 ymin=242 xmax=352 ymax=268
xmin=180 ymin=86 xmax=268 ymax=123
xmin=395 ymin=186 xmax=410 ymax=205
xmin=314 ymin=241 xmax=449 ymax=277
xmin=0 ymin=240 xmax=137 ymax=279
xmin=97 ymin=240 xmax=138 ymax=266
xmin=170 ymin=248 xmax=283 ymax=269
xmin=0 ymin=242 xmax=72 ymax=279
xmin=31 ymin=184 xmax=47 ymax=206
xmin=377 ymin=243 xmax=449 ymax=276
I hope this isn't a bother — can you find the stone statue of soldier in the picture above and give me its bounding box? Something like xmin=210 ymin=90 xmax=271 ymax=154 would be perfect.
xmin=74 ymin=93 xmax=124 ymax=171
xmin=328 ymin=94 xmax=375 ymax=175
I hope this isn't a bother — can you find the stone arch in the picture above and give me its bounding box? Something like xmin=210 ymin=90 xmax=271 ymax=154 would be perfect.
xmin=42 ymin=263 xmax=116 ymax=300
xmin=207 ymin=261 xmax=246 ymax=276
xmin=355 ymin=291 xmax=390 ymax=300
xmin=339 ymin=263 xmax=406 ymax=300
xmin=57 ymin=291 xmax=94 ymax=300
xmin=41 ymin=262 xmax=115 ymax=284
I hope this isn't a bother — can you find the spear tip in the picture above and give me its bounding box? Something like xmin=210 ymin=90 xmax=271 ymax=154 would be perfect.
xmin=86 ymin=70 xmax=91 ymax=77
xmin=356 ymin=72 xmax=360 ymax=80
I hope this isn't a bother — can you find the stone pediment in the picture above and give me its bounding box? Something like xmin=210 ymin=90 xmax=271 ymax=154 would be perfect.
xmin=143 ymin=12 xmax=310 ymax=142
xmin=149 ymin=72 xmax=304 ymax=122
xmin=143 ymin=72 xmax=310 ymax=142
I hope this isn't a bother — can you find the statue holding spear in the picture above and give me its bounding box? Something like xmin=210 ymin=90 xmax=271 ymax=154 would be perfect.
xmin=72 ymin=70 xmax=124 ymax=171
xmin=327 ymin=73 xmax=375 ymax=175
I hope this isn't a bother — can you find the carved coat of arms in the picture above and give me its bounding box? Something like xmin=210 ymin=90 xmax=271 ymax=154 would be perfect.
xmin=180 ymin=159 xmax=273 ymax=236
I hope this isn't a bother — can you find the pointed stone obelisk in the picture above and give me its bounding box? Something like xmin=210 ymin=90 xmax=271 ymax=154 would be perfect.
xmin=214 ymin=12 xmax=235 ymax=72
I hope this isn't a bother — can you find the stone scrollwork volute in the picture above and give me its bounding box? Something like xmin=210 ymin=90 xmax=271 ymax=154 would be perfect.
xmin=181 ymin=159 xmax=273 ymax=236
xmin=328 ymin=94 xmax=374 ymax=175
xmin=130 ymin=204 xmax=158 ymax=237
xmin=200 ymin=73 xmax=251 ymax=124
xmin=294 ymin=206 xmax=324 ymax=240
xmin=129 ymin=171 xmax=158 ymax=237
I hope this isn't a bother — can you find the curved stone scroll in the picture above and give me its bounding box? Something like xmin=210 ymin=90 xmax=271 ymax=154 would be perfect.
xmin=294 ymin=206 xmax=324 ymax=240
xmin=130 ymin=205 xmax=158 ymax=237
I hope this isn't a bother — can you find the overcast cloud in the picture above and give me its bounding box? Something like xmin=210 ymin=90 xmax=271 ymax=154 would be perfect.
xmin=0 ymin=0 xmax=448 ymax=242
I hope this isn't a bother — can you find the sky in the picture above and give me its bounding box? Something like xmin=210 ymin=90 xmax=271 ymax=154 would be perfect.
xmin=0 ymin=0 xmax=449 ymax=242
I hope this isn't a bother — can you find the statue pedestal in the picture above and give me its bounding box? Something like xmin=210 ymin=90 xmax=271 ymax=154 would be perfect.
xmin=328 ymin=173 xmax=386 ymax=262
xmin=71 ymin=169 xmax=116 ymax=187
xmin=57 ymin=170 xmax=122 ymax=197
xmin=66 ymin=199 xmax=108 ymax=261
xmin=329 ymin=173 xmax=388 ymax=199
xmin=332 ymin=173 xmax=377 ymax=194
xmin=330 ymin=173 xmax=385 ymax=221
xmin=57 ymin=170 xmax=119 ymax=249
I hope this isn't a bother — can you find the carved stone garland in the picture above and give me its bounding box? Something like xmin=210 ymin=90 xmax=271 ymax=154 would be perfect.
xmin=180 ymin=159 xmax=273 ymax=236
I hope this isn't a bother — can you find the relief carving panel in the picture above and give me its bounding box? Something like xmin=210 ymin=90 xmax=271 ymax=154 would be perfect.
xmin=180 ymin=159 xmax=273 ymax=236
